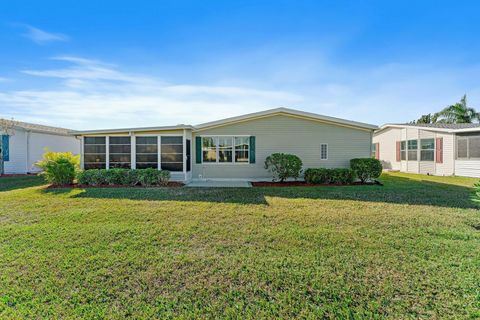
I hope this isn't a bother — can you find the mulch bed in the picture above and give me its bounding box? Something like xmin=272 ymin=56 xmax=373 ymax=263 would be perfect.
xmin=251 ymin=181 xmax=382 ymax=187
xmin=0 ymin=173 xmax=38 ymax=178
xmin=47 ymin=182 xmax=185 ymax=189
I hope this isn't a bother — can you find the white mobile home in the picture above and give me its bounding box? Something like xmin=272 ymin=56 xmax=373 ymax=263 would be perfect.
xmin=72 ymin=108 xmax=378 ymax=182
xmin=373 ymin=123 xmax=480 ymax=177
xmin=1 ymin=120 xmax=81 ymax=174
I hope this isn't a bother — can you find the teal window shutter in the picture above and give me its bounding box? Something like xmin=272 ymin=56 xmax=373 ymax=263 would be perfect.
xmin=2 ymin=135 xmax=9 ymax=162
xmin=249 ymin=136 xmax=255 ymax=164
xmin=195 ymin=136 xmax=202 ymax=164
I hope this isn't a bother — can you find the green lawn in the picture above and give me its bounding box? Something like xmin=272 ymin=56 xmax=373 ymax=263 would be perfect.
xmin=0 ymin=173 xmax=479 ymax=319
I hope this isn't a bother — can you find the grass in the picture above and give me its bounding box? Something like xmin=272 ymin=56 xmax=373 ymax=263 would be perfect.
xmin=0 ymin=172 xmax=479 ymax=319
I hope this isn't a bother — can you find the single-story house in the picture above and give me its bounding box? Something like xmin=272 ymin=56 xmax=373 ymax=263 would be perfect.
xmin=373 ymin=123 xmax=480 ymax=177
xmin=71 ymin=108 xmax=378 ymax=182
xmin=1 ymin=120 xmax=81 ymax=174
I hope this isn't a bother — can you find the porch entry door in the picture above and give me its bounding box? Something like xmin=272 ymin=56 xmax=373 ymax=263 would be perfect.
xmin=186 ymin=139 xmax=191 ymax=171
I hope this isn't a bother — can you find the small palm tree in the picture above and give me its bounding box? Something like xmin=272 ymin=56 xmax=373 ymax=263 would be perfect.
xmin=434 ymin=95 xmax=480 ymax=124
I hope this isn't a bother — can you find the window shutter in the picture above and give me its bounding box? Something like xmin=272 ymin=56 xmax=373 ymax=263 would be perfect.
xmin=436 ymin=138 xmax=443 ymax=163
xmin=195 ymin=136 xmax=202 ymax=164
xmin=375 ymin=143 xmax=380 ymax=160
xmin=396 ymin=141 xmax=401 ymax=162
xmin=249 ymin=136 xmax=256 ymax=164
xmin=2 ymin=135 xmax=9 ymax=162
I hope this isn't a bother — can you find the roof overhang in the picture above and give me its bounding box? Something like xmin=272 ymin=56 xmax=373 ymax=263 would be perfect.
xmin=70 ymin=125 xmax=194 ymax=136
xmin=69 ymin=107 xmax=378 ymax=136
xmin=375 ymin=124 xmax=480 ymax=134
xmin=194 ymin=107 xmax=378 ymax=132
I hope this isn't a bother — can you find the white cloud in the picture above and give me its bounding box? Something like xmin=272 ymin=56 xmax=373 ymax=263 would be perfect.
xmin=21 ymin=25 xmax=68 ymax=44
xmin=0 ymin=56 xmax=303 ymax=129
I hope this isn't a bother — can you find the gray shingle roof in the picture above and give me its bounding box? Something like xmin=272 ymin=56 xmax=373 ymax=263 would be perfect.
xmin=1 ymin=119 xmax=71 ymax=135
xmin=401 ymin=123 xmax=480 ymax=129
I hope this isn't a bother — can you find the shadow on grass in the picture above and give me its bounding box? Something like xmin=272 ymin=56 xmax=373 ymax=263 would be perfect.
xmin=0 ymin=175 xmax=46 ymax=192
xmin=43 ymin=174 xmax=478 ymax=209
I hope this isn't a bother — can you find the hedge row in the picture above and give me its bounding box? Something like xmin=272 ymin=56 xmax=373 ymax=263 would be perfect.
xmin=304 ymin=158 xmax=382 ymax=185
xmin=304 ymin=168 xmax=356 ymax=184
xmin=77 ymin=168 xmax=171 ymax=186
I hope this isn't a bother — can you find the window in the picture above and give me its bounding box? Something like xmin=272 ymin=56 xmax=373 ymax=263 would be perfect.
xmin=407 ymin=140 xmax=418 ymax=161
xmin=218 ymin=137 xmax=233 ymax=162
xmin=109 ymin=136 xmax=131 ymax=168
xmin=400 ymin=141 xmax=406 ymax=161
xmin=457 ymin=134 xmax=480 ymax=159
xmin=136 ymin=136 xmax=158 ymax=169
xmin=201 ymin=136 xmax=250 ymax=164
xmin=235 ymin=137 xmax=249 ymax=163
xmin=202 ymin=137 xmax=217 ymax=163
xmin=161 ymin=136 xmax=183 ymax=171
xmin=371 ymin=143 xmax=376 ymax=159
xmin=457 ymin=138 xmax=468 ymax=159
xmin=469 ymin=136 xmax=480 ymax=158
xmin=320 ymin=144 xmax=328 ymax=160
xmin=84 ymin=136 xmax=106 ymax=169
xmin=420 ymin=139 xmax=435 ymax=161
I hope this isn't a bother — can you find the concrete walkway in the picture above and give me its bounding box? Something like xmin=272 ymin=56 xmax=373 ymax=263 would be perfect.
xmin=186 ymin=180 xmax=252 ymax=188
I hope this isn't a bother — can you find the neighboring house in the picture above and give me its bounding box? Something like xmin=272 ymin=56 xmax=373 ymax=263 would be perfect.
xmin=373 ymin=123 xmax=480 ymax=177
xmin=72 ymin=108 xmax=378 ymax=182
xmin=1 ymin=120 xmax=81 ymax=174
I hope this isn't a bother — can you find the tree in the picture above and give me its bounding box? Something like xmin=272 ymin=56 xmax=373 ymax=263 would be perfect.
xmin=412 ymin=113 xmax=438 ymax=124
xmin=434 ymin=95 xmax=480 ymax=124
xmin=0 ymin=118 xmax=17 ymax=176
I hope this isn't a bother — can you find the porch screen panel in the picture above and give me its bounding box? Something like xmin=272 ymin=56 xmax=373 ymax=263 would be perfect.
xmin=84 ymin=137 xmax=106 ymax=169
xmin=109 ymin=136 xmax=131 ymax=168
xmin=161 ymin=136 xmax=183 ymax=171
xmin=136 ymin=136 xmax=158 ymax=169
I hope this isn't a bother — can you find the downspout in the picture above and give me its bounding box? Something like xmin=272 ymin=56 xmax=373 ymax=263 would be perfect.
xmin=453 ymin=133 xmax=456 ymax=176
xmin=182 ymin=129 xmax=187 ymax=182
xmin=26 ymin=130 xmax=30 ymax=173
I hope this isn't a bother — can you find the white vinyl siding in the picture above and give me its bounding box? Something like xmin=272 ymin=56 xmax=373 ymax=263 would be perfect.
xmin=455 ymin=160 xmax=480 ymax=177
xmin=374 ymin=126 xmax=458 ymax=176
xmin=192 ymin=114 xmax=372 ymax=180
xmin=4 ymin=127 xmax=80 ymax=174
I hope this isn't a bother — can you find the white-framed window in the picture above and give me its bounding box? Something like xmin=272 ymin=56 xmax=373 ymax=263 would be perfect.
xmin=320 ymin=143 xmax=328 ymax=160
xmin=218 ymin=137 xmax=233 ymax=162
xmin=420 ymin=139 xmax=435 ymax=161
xmin=201 ymin=136 xmax=249 ymax=164
xmin=371 ymin=143 xmax=377 ymax=158
xmin=235 ymin=137 xmax=249 ymax=163
xmin=407 ymin=139 xmax=418 ymax=161
xmin=400 ymin=141 xmax=406 ymax=161
xmin=202 ymin=137 xmax=217 ymax=163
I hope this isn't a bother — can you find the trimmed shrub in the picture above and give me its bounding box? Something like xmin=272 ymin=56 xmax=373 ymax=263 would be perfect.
xmin=104 ymin=168 xmax=129 ymax=185
xmin=264 ymin=153 xmax=303 ymax=182
xmin=304 ymin=168 xmax=356 ymax=185
xmin=158 ymin=170 xmax=171 ymax=186
xmin=304 ymin=168 xmax=330 ymax=184
xmin=330 ymin=168 xmax=356 ymax=184
xmin=35 ymin=150 xmax=80 ymax=186
xmin=77 ymin=169 xmax=108 ymax=186
xmin=77 ymin=168 xmax=171 ymax=187
xmin=350 ymin=158 xmax=382 ymax=183
xmin=138 ymin=168 xmax=159 ymax=187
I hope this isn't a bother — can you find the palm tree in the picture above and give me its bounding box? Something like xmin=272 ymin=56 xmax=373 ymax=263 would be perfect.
xmin=434 ymin=95 xmax=480 ymax=124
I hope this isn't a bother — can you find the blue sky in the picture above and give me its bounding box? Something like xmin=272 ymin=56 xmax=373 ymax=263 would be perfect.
xmin=0 ymin=0 xmax=479 ymax=129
